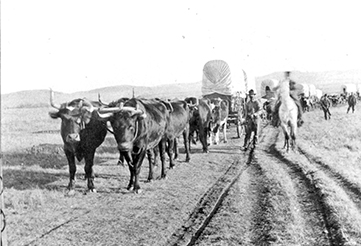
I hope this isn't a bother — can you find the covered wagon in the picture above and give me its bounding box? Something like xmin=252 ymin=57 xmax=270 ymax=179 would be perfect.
xmin=308 ymin=84 xmax=317 ymax=97
xmin=201 ymin=59 xmax=249 ymax=137
xmin=260 ymin=79 xmax=279 ymax=100
xmin=298 ymin=83 xmax=310 ymax=97
xmin=315 ymin=89 xmax=323 ymax=100
xmin=341 ymin=84 xmax=357 ymax=94
xmin=357 ymin=84 xmax=361 ymax=93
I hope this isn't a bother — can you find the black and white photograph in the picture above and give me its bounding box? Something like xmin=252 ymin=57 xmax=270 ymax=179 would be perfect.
xmin=1 ymin=1 xmax=361 ymax=245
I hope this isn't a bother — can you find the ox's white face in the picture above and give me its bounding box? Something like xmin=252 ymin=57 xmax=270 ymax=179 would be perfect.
xmin=50 ymin=99 xmax=94 ymax=146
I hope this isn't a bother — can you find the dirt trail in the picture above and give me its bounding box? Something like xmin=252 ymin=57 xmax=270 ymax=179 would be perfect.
xmin=193 ymin=124 xmax=332 ymax=245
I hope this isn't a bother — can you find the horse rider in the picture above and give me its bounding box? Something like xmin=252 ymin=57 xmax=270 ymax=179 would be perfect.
xmin=242 ymin=89 xmax=261 ymax=150
xmin=271 ymin=71 xmax=304 ymax=127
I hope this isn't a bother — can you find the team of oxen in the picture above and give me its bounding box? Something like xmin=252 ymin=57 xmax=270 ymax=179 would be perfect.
xmin=49 ymin=90 xmax=230 ymax=194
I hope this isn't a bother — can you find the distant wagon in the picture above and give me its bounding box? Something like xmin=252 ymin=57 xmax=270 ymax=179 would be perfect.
xmin=260 ymin=79 xmax=279 ymax=100
xmin=298 ymin=83 xmax=310 ymax=98
xmin=341 ymin=84 xmax=357 ymax=95
xmin=308 ymin=84 xmax=317 ymax=98
xmin=201 ymin=60 xmax=252 ymax=137
xmin=315 ymin=89 xmax=323 ymax=100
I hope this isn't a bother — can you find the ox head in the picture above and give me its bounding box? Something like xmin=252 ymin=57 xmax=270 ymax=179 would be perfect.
xmin=97 ymin=98 xmax=146 ymax=153
xmin=48 ymin=89 xmax=96 ymax=146
xmin=185 ymin=97 xmax=199 ymax=121
xmin=209 ymin=99 xmax=228 ymax=133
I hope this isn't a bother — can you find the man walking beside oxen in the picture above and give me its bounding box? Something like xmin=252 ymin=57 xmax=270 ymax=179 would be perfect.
xmin=241 ymin=89 xmax=261 ymax=151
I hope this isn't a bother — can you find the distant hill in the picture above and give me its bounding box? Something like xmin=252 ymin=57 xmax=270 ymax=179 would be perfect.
xmin=1 ymin=82 xmax=202 ymax=109
xmin=2 ymin=70 xmax=361 ymax=109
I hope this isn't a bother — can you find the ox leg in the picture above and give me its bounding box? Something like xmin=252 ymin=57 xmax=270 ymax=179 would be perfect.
xmin=174 ymin=138 xmax=179 ymax=160
xmin=223 ymin=123 xmax=228 ymax=143
xmin=84 ymin=151 xmax=96 ymax=192
xmin=188 ymin=132 xmax=193 ymax=153
xmin=65 ymin=149 xmax=76 ymax=191
xmin=120 ymin=151 xmax=135 ymax=190
xmin=214 ymin=129 xmax=220 ymax=145
xmin=199 ymin=128 xmax=209 ymax=153
xmin=127 ymin=164 xmax=134 ymax=190
xmin=118 ymin=153 xmax=125 ymax=166
xmin=153 ymin=146 xmax=159 ymax=167
xmin=158 ymin=139 xmax=167 ymax=178
xmin=183 ymin=130 xmax=190 ymax=162
xmin=147 ymin=149 xmax=154 ymax=182
xmin=132 ymin=150 xmax=146 ymax=193
xmin=167 ymin=138 xmax=175 ymax=169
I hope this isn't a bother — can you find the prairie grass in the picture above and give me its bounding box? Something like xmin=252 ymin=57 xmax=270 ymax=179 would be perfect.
xmin=299 ymin=104 xmax=361 ymax=189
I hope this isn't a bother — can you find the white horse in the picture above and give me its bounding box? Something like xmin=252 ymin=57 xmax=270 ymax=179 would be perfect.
xmin=277 ymin=79 xmax=298 ymax=151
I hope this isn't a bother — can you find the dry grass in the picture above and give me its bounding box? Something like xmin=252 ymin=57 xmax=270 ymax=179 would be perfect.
xmin=299 ymin=104 xmax=361 ymax=190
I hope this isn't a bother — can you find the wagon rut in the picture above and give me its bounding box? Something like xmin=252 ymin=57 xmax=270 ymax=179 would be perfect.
xmin=188 ymin=125 xmax=345 ymax=245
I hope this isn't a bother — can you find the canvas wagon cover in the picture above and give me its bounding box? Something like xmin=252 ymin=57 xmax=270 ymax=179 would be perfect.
xmin=260 ymin=79 xmax=279 ymax=98
xmin=299 ymin=83 xmax=310 ymax=97
xmin=357 ymin=84 xmax=361 ymax=93
xmin=308 ymin=84 xmax=317 ymax=97
xmin=202 ymin=60 xmax=250 ymax=96
xmin=342 ymin=84 xmax=357 ymax=93
xmin=315 ymin=89 xmax=323 ymax=99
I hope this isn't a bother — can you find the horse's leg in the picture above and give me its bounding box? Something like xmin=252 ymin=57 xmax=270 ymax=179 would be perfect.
xmin=281 ymin=125 xmax=290 ymax=150
xmin=290 ymin=126 xmax=296 ymax=150
xmin=347 ymin=106 xmax=350 ymax=113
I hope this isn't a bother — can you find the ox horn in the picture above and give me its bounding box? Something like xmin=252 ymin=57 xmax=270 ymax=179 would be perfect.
xmin=81 ymin=98 xmax=95 ymax=112
xmin=50 ymin=88 xmax=61 ymax=110
xmin=98 ymin=93 xmax=109 ymax=106
xmin=122 ymin=106 xmax=146 ymax=117
xmin=97 ymin=102 xmax=124 ymax=114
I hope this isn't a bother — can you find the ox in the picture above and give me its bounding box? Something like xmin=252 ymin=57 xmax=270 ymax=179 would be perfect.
xmin=162 ymin=99 xmax=191 ymax=166
xmin=347 ymin=93 xmax=357 ymax=113
xmin=146 ymin=99 xmax=191 ymax=180
xmin=300 ymin=96 xmax=313 ymax=112
xmin=184 ymin=97 xmax=199 ymax=148
xmin=185 ymin=97 xmax=212 ymax=153
xmin=97 ymin=98 xmax=172 ymax=193
xmin=209 ymin=98 xmax=229 ymax=145
xmin=48 ymin=89 xmax=107 ymax=193
xmin=98 ymin=95 xmax=130 ymax=166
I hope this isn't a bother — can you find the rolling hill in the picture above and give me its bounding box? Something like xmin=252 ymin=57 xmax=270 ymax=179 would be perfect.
xmin=1 ymin=82 xmax=202 ymax=109
xmin=2 ymin=70 xmax=361 ymax=109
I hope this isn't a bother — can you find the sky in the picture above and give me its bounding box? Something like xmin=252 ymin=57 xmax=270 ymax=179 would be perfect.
xmin=2 ymin=0 xmax=361 ymax=94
